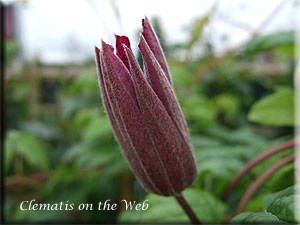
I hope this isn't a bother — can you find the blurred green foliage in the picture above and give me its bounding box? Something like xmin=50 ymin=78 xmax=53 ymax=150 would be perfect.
xmin=4 ymin=14 xmax=296 ymax=224
xmin=119 ymin=189 xmax=226 ymax=223
xmin=5 ymin=39 xmax=19 ymax=64
xmin=5 ymin=130 xmax=51 ymax=172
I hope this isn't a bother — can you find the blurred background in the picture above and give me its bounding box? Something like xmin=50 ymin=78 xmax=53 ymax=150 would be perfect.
xmin=2 ymin=0 xmax=297 ymax=223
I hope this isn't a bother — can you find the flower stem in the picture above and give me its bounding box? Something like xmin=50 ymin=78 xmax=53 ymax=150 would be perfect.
xmin=235 ymin=154 xmax=294 ymax=215
xmin=222 ymin=139 xmax=296 ymax=201
xmin=175 ymin=193 xmax=201 ymax=224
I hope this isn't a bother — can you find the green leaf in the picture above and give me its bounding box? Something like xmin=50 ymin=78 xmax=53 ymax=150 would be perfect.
xmin=248 ymin=87 xmax=294 ymax=126
xmin=73 ymin=109 xmax=98 ymax=130
xmin=230 ymin=212 xmax=281 ymax=223
xmin=170 ymin=63 xmax=193 ymax=88
xmin=182 ymin=95 xmax=216 ymax=129
xmin=213 ymin=94 xmax=241 ymax=121
xmin=191 ymin=135 xmax=223 ymax=148
xmin=244 ymin=195 xmax=265 ymax=212
xmin=19 ymin=120 xmax=62 ymax=141
xmin=43 ymin=166 xmax=78 ymax=195
xmin=14 ymin=208 xmax=70 ymax=223
xmin=5 ymin=39 xmax=19 ymax=63
xmin=244 ymin=31 xmax=294 ymax=55
xmin=195 ymin=146 xmax=245 ymax=179
xmin=204 ymin=125 xmax=267 ymax=146
xmin=119 ymin=189 xmax=226 ymax=223
xmin=263 ymin=184 xmax=299 ymax=223
xmin=64 ymin=139 xmax=126 ymax=173
xmin=66 ymin=71 xmax=99 ymax=96
xmin=265 ymin=163 xmax=294 ymax=192
xmin=191 ymin=126 xmax=274 ymax=195
xmin=5 ymin=130 xmax=51 ymax=171
xmin=5 ymin=134 xmax=16 ymax=172
xmin=118 ymin=209 xmax=143 ymax=223
xmin=251 ymin=136 xmax=293 ymax=178
xmin=82 ymin=116 xmax=112 ymax=141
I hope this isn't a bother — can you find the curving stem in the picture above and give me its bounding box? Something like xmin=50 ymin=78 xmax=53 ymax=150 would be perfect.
xmin=222 ymin=139 xmax=296 ymax=201
xmin=235 ymin=154 xmax=295 ymax=215
xmin=175 ymin=193 xmax=202 ymax=224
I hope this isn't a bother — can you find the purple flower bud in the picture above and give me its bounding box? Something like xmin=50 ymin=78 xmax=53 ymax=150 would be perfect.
xmin=95 ymin=17 xmax=197 ymax=196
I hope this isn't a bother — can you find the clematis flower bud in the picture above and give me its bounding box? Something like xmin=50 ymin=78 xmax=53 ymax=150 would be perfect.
xmin=95 ymin=17 xmax=197 ymax=196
